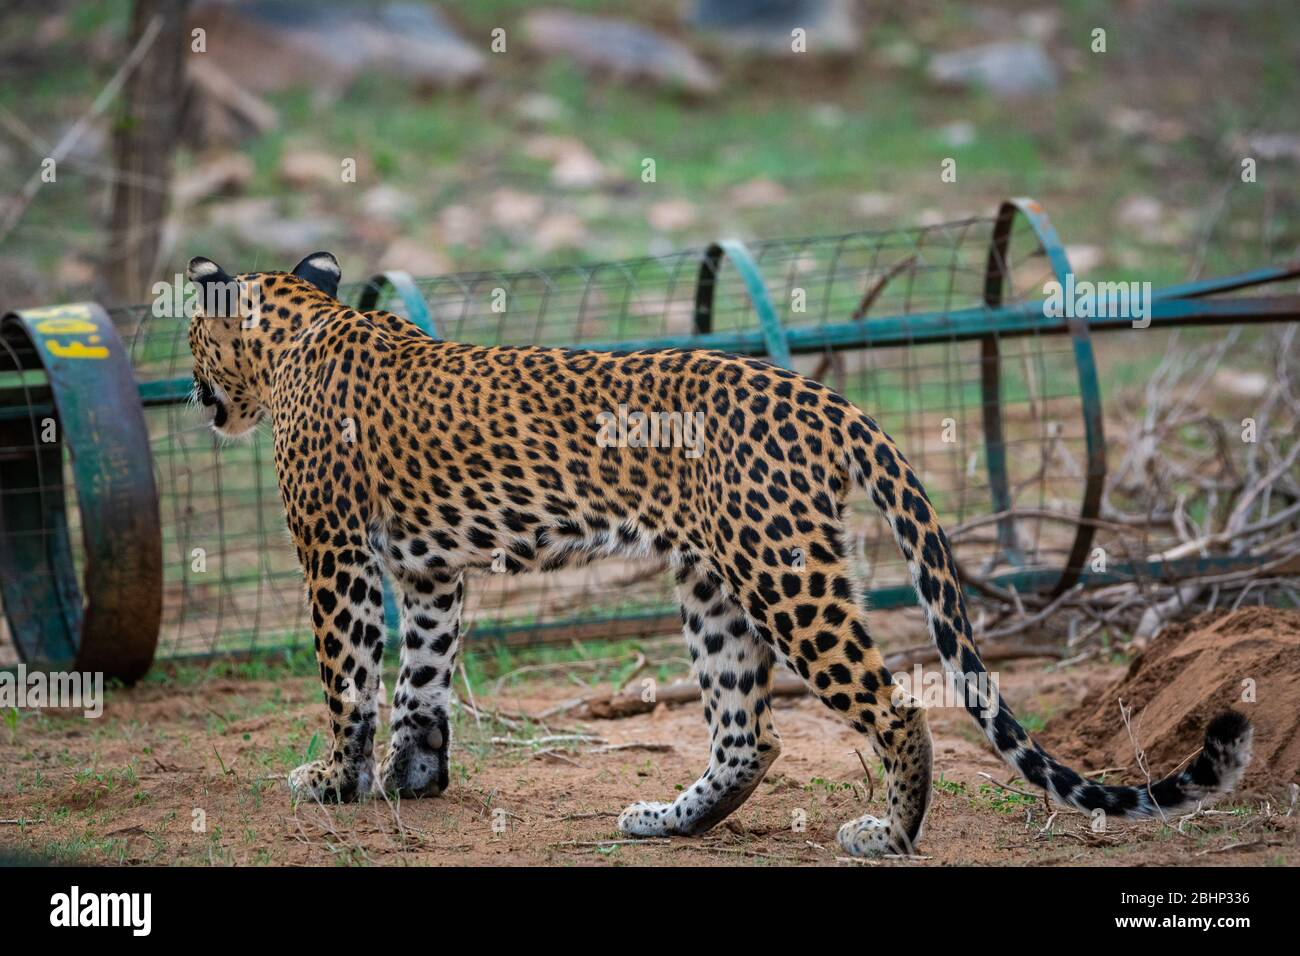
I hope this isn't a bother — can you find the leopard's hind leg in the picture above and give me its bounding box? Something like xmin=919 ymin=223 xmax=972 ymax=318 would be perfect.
xmin=618 ymin=560 xmax=782 ymax=836
xmin=379 ymin=568 xmax=463 ymax=797
xmin=836 ymin=693 xmax=933 ymax=857
xmin=741 ymin=552 xmax=934 ymax=856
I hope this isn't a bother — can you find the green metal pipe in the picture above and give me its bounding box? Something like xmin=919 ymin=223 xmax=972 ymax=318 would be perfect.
xmin=84 ymin=290 xmax=1298 ymax=425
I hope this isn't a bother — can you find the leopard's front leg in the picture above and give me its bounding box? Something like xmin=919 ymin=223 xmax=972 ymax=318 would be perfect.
xmin=289 ymin=546 xmax=387 ymax=803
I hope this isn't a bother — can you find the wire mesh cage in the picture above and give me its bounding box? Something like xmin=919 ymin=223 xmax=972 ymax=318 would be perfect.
xmin=365 ymin=211 xmax=1093 ymax=646
xmin=2 ymin=196 xmax=1296 ymax=677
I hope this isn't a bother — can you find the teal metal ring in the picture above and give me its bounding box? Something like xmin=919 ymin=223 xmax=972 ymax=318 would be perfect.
xmin=0 ymin=303 xmax=161 ymax=681
xmin=984 ymin=198 xmax=1106 ymax=595
xmin=693 ymin=239 xmax=791 ymax=368
xmin=356 ymin=270 xmax=439 ymax=339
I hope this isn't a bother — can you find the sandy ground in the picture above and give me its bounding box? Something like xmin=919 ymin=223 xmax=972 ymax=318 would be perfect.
xmin=3 ymin=644 xmax=1297 ymax=868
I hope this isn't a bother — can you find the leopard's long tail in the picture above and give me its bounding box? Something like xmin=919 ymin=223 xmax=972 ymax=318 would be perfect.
xmin=844 ymin=412 xmax=1252 ymax=819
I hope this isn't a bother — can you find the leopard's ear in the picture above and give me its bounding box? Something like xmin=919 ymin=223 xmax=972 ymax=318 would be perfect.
xmin=187 ymin=257 xmax=238 ymax=319
xmin=291 ymin=252 xmax=341 ymax=298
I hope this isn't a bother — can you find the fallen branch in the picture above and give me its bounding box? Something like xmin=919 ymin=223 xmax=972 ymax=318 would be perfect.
xmin=490 ymin=734 xmax=605 ymax=747
xmin=553 ymin=838 xmax=671 ymax=848
xmin=582 ymin=637 xmax=1062 ymax=719
xmin=584 ymin=742 xmax=674 ymax=754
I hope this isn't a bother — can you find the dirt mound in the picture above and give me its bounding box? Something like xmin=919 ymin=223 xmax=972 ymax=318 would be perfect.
xmin=1040 ymin=607 xmax=1300 ymax=799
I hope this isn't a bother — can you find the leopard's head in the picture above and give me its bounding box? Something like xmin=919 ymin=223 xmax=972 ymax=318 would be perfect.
xmin=186 ymin=252 xmax=341 ymax=438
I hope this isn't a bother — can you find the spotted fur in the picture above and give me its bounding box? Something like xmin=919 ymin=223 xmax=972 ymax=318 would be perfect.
xmin=187 ymin=253 xmax=1253 ymax=855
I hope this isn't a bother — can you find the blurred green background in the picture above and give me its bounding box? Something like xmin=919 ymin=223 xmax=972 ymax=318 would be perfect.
xmin=0 ymin=0 xmax=1297 ymax=310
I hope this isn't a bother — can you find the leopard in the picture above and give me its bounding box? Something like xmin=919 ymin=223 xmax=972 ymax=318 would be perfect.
xmin=186 ymin=251 xmax=1253 ymax=856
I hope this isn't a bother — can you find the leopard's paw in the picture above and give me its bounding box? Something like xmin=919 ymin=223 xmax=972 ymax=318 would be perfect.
xmin=618 ymin=801 xmax=679 ymax=837
xmin=379 ymin=722 xmax=449 ymax=798
xmin=288 ymin=759 xmax=371 ymax=803
xmin=836 ymin=814 xmax=898 ymax=858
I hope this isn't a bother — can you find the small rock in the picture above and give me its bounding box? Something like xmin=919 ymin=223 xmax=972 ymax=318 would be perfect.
xmin=811 ymin=103 xmax=845 ymax=128
xmin=879 ymin=38 xmax=920 ymax=68
xmin=207 ymin=196 xmax=275 ymax=231
xmin=207 ymin=198 xmax=338 ymax=252
xmin=279 ymin=150 xmax=353 ymax=188
xmin=552 ymin=151 xmax=606 ymax=190
xmin=854 ymin=192 xmax=898 ymax=218
xmin=1244 ymin=133 xmax=1300 ymax=163
xmin=532 ymin=212 xmax=588 ymax=254
xmin=729 ymin=179 xmax=788 ymax=208
xmin=1116 ymin=197 xmax=1193 ymax=245
xmin=437 ymin=204 xmax=482 ymax=247
xmin=1065 ymin=245 xmax=1104 ymax=275
xmin=514 ymin=92 xmax=568 ymax=125
xmin=1115 ymin=195 xmax=1164 ymax=230
xmin=1214 ymin=369 xmax=1270 ymax=398
xmin=56 ymin=255 xmax=97 ymax=288
xmin=1151 ymin=118 xmax=1188 ymax=144
xmin=524 ymin=135 xmax=606 ymax=189
xmin=1108 ymin=106 xmax=1153 ymax=137
xmin=690 ymin=0 xmax=860 ymax=56
xmin=937 ymin=120 xmax=976 ymax=147
xmin=1018 ymin=9 xmax=1061 ymax=42
xmin=355 ymin=215 xmax=399 ymax=248
xmin=489 ymin=189 xmax=545 ymax=230
xmin=257 ymin=217 xmax=340 ymax=254
xmin=379 ymin=237 xmax=451 ymax=277
xmin=372 ymin=3 xmax=487 ymax=91
xmin=927 ymin=41 xmax=1059 ymax=97
xmin=361 ymin=185 xmax=407 ymax=222
xmin=523 ymin=10 xmax=718 ymax=96
xmin=647 ymin=199 xmax=698 ymax=232
xmin=190 ymin=1 xmax=485 ymax=95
